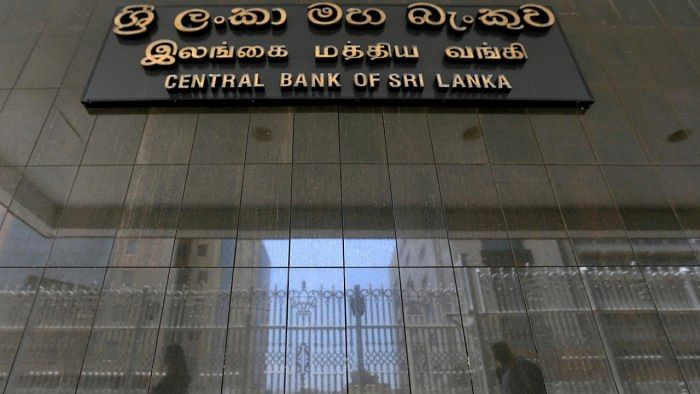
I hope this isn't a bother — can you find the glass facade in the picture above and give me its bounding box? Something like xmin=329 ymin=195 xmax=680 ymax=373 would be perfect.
xmin=0 ymin=0 xmax=699 ymax=393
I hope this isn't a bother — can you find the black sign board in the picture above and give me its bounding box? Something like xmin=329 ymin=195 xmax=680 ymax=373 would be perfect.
xmin=82 ymin=3 xmax=593 ymax=107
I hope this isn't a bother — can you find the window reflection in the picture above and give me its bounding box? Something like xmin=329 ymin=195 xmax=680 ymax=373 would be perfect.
xmin=450 ymin=238 xmax=514 ymax=266
xmin=629 ymin=238 xmax=698 ymax=266
xmin=109 ymin=237 xmax=174 ymax=267
xmin=172 ymin=238 xmax=235 ymax=267
xmin=570 ymin=238 xmax=636 ymax=266
xmin=397 ymin=238 xmax=451 ymax=267
xmin=510 ymin=238 xmax=576 ymax=267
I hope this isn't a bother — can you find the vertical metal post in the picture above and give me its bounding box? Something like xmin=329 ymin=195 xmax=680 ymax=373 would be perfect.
xmin=350 ymin=284 xmax=366 ymax=388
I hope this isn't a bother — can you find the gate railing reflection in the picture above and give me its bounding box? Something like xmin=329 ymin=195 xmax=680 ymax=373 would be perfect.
xmin=6 ymin=268 xmax=699 ymax=393
xmin=79 ymin=287 xmax=161 ymax=392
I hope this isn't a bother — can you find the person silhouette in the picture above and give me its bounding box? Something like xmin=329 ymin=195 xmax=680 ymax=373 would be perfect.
xmin=151 ymin=344 xmax=191 ymax=394
xmin=492 ymin=342 xmax=546 ymax=394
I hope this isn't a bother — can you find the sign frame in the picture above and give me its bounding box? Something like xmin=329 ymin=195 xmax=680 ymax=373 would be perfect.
xmin=82 ymin=3 xmax=594 ymax=108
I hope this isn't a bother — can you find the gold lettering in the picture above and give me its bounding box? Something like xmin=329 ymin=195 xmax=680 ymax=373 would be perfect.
xmin=447 ymin=11 xmax=474 ymax=33
xmin=407 ymin=3 xmax=446 ymax=27
xmin=498 ymin=74 xmax=512 ymax=90
xmin=393 ymin=45 xmax=420 ymax=62
xmin=178 ymin=46 xmax=208 ymax=61
xmin=477 ymin=8 xmax=522 ymax=31
xmin=222 ymin=74 xmax=236 ymax=89
xmin=237 ymin=45 xmax=266 ymax=61
xmin=239 ymin=73 xmax=252 ymax=88
xmin=519 ymin=4 xmax=555 ymax=29
xmin=345 ymin=7 xmax=386 ymax=27
xmin=474 ymin=5 xmax=554 ymax=31
xmin=388 ymin=73 xmax=401 ymax=89
xmin=164 ymin=75 xmax=178 ymax=90
xmin=174 ymin=9 xmax=210 ymax=33
xmin=342 ymin=42 xmax=364 ymax=63
xmin=466 ymin=74 xmax=481 ymax=88
xmin=229 ymin=7 xmax=270 ymax=26
xmin=113 ymin=4 xmax=156 ymax=37
xmin=446 ymin=43 xmax=526 ymax=63
xmin=327 ymin=73 xmax=341 ymax=89
xmin=271 ymin=8 xmax=287 ymax=26
xmin=280 ymin=73 xmax=293 ymax=88
xmin=435 ymin=74 xmax=449 ymax=91
xmin=178 ymin=74 xmax=191 ymax=89
xmin=315 ymin=45 xmax=338 ymax=61
xmin=403 ymin=73 xmax=419 ymax=89
xmin=366 ymin=43 xmax=391 ymax=63
xmin=140 ymin=39 xmax=178 ymax=68
xmin=191 ymin=74 xmax=206 ymax=89
xmin=434 ymin=73 xmax=513 ymax=91
xmin=307 ymin=2 xmax=343 ymax=27
xmin=253 ymin=74 xmax=265 ymax=89
xmin=209 ymin=42 xmax=234 ymax=61
xmin=267 ymin=45 xmax=289 ymax=61
xmin=444 ymin=46 xmax=474 ymax=61
xmin=481 ymin=74 xmax=497 ymax=89
xmin=353 ymin=73 xmax=367 ymax=88
xmin=294 ymin=73 xmax=308 ymax=88
xmin=475 ymin=42 xmax=501 ymax=60
xmin=312 ymin=73 xmax=325 ymax=89
xmin=209 ymin=74 xmax=220 ymax=87
xmin=502 ymin=43 xmax=527 ymax=62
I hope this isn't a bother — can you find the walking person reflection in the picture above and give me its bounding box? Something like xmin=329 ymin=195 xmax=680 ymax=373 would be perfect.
xmin=152 ymin=344 xmax=191 ymax=394
xmin=492 ymin=342 xmax=546 ymax=394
